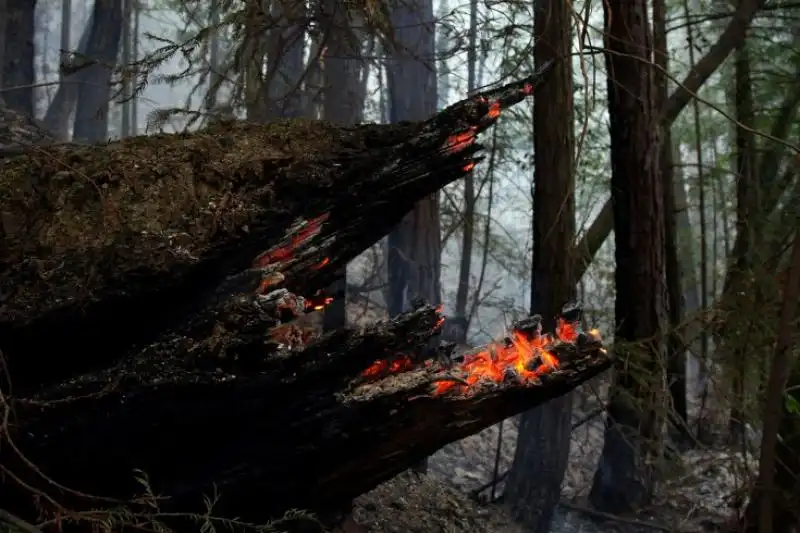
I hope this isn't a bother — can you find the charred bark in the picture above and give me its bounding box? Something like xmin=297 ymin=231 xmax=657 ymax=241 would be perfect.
xmin=1 ymin=303 xmax=610 ymax=525
xmin=0 ymin=67 xmax=553 ymax=395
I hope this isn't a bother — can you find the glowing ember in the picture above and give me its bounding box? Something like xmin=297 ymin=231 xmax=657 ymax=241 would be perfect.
xmin=431 ymin=317 xmax=599 ymax=396
xmin=305 ymin=295 xmax=334 ymax=311
xmin=362 ymin=355 xmax=415 ymax=380
xmin=444 ymin=128 xmax=478 ymax=154
xmin=253 ymin=213 xmax=329 ymax=268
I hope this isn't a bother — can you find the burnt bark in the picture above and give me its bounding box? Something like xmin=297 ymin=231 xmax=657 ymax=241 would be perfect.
xmin=589 ymin=0 xmax=667 ymax=513
xmin=72 ymin=0 xmax=124 ymax=143
xmin=1 ymin=301 xmax=610 ymax=525
xmin=503 ymin=0 xmax=575 ymax=530
xmin=1 ymin=0 xmax=35 ymax=117
xmin=0 ymin=69 xmax=553 ymax=395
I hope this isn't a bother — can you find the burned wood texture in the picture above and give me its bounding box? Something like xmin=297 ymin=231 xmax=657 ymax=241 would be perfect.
xmin=3 ymin=304 xmax=609 ymax=524
xmin=0 ymin=62 xmax=555 ymax=393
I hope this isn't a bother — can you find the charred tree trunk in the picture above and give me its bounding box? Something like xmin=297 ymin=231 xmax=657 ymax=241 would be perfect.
xmin=1 ymin=0 xmax=35 ymax=117
xmin=589 ymin=0 xmax=667 ymax=513
xmin=503 ymin=0 xmax=575 ymax=530
xmin=386 ymin=0 xmax=440 ymax=475
xmin=0 ymin=67 xmax=613 ymax=530
xmin=2 ymin=299 xmax=609 ymax=525
xmin=0 ymin=68 xmax=552 ymax=391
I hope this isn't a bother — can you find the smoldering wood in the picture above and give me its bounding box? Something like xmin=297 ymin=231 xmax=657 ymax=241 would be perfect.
xmin=0 ymin=63 xmax=586 ymax=526
xmin=2 ymin=304 xmax=610 ymax=524
xmin=0 ymin=62 xmax=554 ymax=394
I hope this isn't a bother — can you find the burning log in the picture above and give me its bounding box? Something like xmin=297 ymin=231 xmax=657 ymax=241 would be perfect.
xmin=0 ymin=62 xmax=555 ymax=394
xmin=2 ymin=303 xmax=609 ymax=525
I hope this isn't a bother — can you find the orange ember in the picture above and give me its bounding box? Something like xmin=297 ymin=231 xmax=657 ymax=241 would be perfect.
xmin=432 ymin=317 xmax=580 ymax=396
xmin=254 ymin=213 xmax=330 ymax=268
xmin=305 ymin=295 xmax=334 ymax=311
xmin=463 ymin=162 xmax=476 ymax=172
xmin=362 ymin=355 xmax=415 ymax=380
xmin=444 ymin=128 xmax=478 ymax=154
xmin=487 ymin=101 xmax=501 ymax=119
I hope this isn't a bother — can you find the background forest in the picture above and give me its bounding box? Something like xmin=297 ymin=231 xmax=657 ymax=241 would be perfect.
xmin=1 ymin=0 xmax=799 ymax=532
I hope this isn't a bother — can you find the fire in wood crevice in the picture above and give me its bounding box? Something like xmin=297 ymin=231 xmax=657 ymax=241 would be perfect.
xmin=360 ymin=305 xmax=604 ymax=398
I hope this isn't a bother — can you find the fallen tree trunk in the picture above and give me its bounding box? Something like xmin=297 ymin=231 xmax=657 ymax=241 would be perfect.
xmin=0 ymin=62 xmax=554 ymax=394
xmin=2 ymin=303 xmax=609 ymax=525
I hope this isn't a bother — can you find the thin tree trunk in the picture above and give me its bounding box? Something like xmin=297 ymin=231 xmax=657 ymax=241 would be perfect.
xmin=655 ymin=0 xmax=689 ymax=446
xmin=740 ymin=230 xmax=800 ymax=533
xmin=503 ymin=0 xmax=575 ymax=529
xmin=120 ymin=0 xmax=131 ymax=137
xmin=453 ymin=0 xmax=477 ymax=345
xmin=726 ymin=22 xmax=758 ymax=446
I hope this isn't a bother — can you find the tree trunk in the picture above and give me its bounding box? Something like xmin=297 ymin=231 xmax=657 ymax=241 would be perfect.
xmin=1 ymin=0 xmax=35 ymax=117
xmin=386 ymin=0 xmax=440 ymax=475
xmin=740 ymin=231 xmax=800 ymax=533
xmin=503 ymin=0 xmax=575 ymax=530
xmin=589 ymin=0 xmax=667 ymax=512
xmin=726 ymin=26 xmax=758 ymax=445
xmin=264 ymin=0 xmax=305 ymax=120
xmin=654 ymin=0 xmax=689 ymax=445
xmin=0 ymin=69 xmax=554 ymax=394
xmin=44 ymin=12 xmax=93 ymax=140
xmin=320 ymin=0 xmax=365 ymax=332
xmin=453 ymin=0 xmax=477 ymax=344
xmin=570 ymin=0 xmax=763 ymax=281
xmin=2 ymin=299 xmax=609 ymax=525
xmin=72 ymin=0 xmax=124 ymax=143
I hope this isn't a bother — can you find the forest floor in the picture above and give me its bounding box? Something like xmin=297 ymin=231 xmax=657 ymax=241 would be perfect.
xmin=349 ymin=379 xmax=757 ymax=533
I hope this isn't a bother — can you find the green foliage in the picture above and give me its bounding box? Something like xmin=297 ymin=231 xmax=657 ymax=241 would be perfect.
xmin=787 ymin=393 xmax=800 ymax=415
